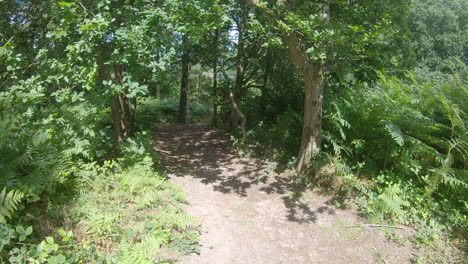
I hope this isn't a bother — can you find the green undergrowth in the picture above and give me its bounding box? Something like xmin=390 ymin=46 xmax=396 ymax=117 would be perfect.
xmin=232 ymin=139 xmax=466 ymax=262
xmin=0 ymin=132 xmax=200 ymax=263
xmin=303 ymin=156 xmax=466 ymax=263
xmin=137 ymin=98 xmax=212 ymax=129
xmin=70 ymin=158 xmax=200 ymax=263
xmin=229 ymin=73 xmax=467 ymax=263
xmin=0 ymin=85 xmax=202 ymax=262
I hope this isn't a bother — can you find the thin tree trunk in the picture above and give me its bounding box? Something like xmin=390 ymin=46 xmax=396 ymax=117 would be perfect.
xmin=155 ymin=49 xmax=161 ymax=99
xmin=232 ymin=11 xmax=246 ymax=133
xmin=156 ymin=81 xmax=161 ymax=99
xmin=196 ymin=69 xmax=201 ymax=104
xmin=111 ymin=96 xmax=124 ymax=144
xmin=111 ymin=92 xmax=132 ymax=144
xmin=212 ymin=30 xmax=219 ymax=127
xmin=109 ymin=0 xmax=135 ymax=145
xmin=97 ymin=41 xmax=129 ymax=145
xmin=283 ymin=33 xmax=324 ymax=174
xmin=111 ymin=64 xmax=133 ymax=144
xmin=296 ymin=63 xmax=323 ymax=174
xmin=261 ymin=48 xmax=273 ymax=116
xmin=294 ymin=1 xmax=329 ymax=173
xmin=129 ymin=97 xmax=137 ymax=136
xmin=96 ymin=41 xmax=106 ymax=84
xmin=178 ymin=34 xmax=189 ymax=124
xmin=230 ymin=92 xmax=247 ymax=140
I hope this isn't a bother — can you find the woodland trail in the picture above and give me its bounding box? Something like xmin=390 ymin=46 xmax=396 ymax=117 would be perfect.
xmin=154 ymin=123 xmax=414 ymax=264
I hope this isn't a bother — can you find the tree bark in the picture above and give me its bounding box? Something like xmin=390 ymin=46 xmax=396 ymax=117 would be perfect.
xmin=155 ymin=49 xmax=161 ymax=99
xmin=283 ymin=33 xmax=324 ymax=174
xmin=97 ymin=41 xmax=132 ymax=146
xmin=109 ymin=0 xmax=136 ymax=145
xmin=239 ymin=0 xmax=327 ymax=174
xmin=129 ymin=97 xmax=137 ymax=136
xmin=96 ymin=41 xmax=106 ymax=84
xmin=230 ymin=92 xmax=247 ymax=140
xmin=231 ymin=9 xmax=247 ymax=134
xmin=212 ymin=30 xmax=219 ymax=127
xmin=156 ymin=81 xmax=161 ymax=99
xmin=111 ymin=64 xmax=133 ymax=144
xmin=178 ymin=34 xmax=189 ymax=124
xmin=195 ymin=68 xmax=201 ymax=104
xmin=294 ymin=1 xmax=329 ymax=173
xmin=111 ymin=95 xmax=125 ymax=144
xmin=296 ymin=63 xmax=323 ymax=174
xmin=261 ymin=48 xmax=273 ymax=116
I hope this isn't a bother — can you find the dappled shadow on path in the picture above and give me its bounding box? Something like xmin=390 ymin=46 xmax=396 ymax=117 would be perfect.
xmin=154 ymin=122 xmax=335 ymax=224
xmin=282 ymin=196 xmax=336 ymax=224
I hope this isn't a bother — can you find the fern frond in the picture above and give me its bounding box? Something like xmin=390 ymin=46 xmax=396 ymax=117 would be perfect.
xmin=447 ymin=138 xmax=467 ymax=161
xmin=441 ymin=96 xmax=467 ymax=133
xmin=426 ymin=146 xmax=467 ymax=194
xmin=382 ymin=120 xmax=404 ymax=146
xmin=0 ymin=188 xmax=23 ymax=223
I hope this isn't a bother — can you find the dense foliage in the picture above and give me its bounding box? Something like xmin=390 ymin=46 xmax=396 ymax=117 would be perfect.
xmin=0 ymin=0 xmax=466 ymax=262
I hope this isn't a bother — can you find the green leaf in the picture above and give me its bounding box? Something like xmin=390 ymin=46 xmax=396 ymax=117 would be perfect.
xmin=46 ymin=236 xmax=54 ymax=244
xmin=25 ymin=226 xmax=33 ymax=236
xmin=58 ymin=1 xmax=76 ymax=7
xmin=15 ymin=225 xmax=25 ymax=234
xmin=58 ymin=229 xmax=66 ymax=237
xmin=52 ymin=243 xmax=59 ymax=251
xmin=48 ymin=254 xmax=66 ymax=264
xmin=0 ymin=224 xmax=14 ymax=251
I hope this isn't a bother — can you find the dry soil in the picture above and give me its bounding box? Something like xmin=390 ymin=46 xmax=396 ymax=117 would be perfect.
xmin=154 ymin=123 xmax=415 ymax=264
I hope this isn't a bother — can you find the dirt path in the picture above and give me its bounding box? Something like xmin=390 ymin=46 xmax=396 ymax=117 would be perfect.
xmin=155 ymin=123 xmax=414 ymax=264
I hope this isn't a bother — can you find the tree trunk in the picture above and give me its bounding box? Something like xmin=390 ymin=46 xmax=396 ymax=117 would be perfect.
xmin=96 ymin=41 xmax=106 ymax=84
xmin=212 ymin=30 xmax=219 ymax=127
xmin=155 ymin=49 xmax=161 ymax=99
xmin=196 ymin=69 xmax=201 ymax=104
xmin=156 ymin=81 xmax=161 ymax=99
xmin=230 ymin=92 xmax=247 ymax=140
xmin=129 ymin=97 xmax=137 ymax=136
xmin=261 ymin=48 xmax=273 ymax=116
xmin=239 ymin=0 xmax=328 ymax=173
xmin=231 ymin=11 xmax=247 ymax=133
xmin=111 ymin=95 xmax=125 ymax=144
xmin=97 ymin=41 xmax=132 ymax=146
xmin=294 ymin=2 xmax=329 ymax=173
xmin=109 ymin=0 xmax=134 ymax=145
xmin=178 ymin=34 xmax=189 ymax=124
xmin=111 ymin=64 xmax=133 ymax=144
xmin=283 ymin=33 xmax=324 ymax=174
xmin=296 ymin=63 xmax=323 ymax=174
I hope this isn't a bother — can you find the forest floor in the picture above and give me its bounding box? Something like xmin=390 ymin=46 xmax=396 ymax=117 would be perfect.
xmin=154 ymin=123 xmax=416 ymax=264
